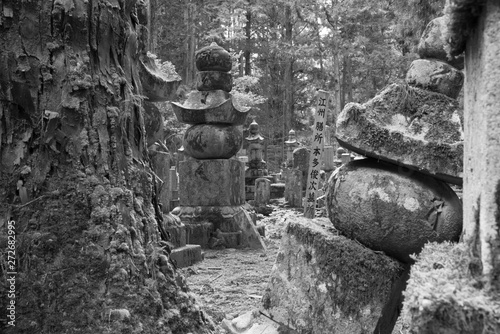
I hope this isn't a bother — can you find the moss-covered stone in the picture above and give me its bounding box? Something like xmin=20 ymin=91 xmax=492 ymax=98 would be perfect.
xmin=336 ymin=83 xmax=463 ymax=185
xmin=402 ymin=241 xmax=500 ymax=333
xmin=263 ymin=217 xmax=405 ymax=334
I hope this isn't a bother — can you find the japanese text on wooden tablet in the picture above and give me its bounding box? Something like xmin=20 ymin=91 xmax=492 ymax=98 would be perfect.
xmin=304 ymin=90 xmax=330 ymax=218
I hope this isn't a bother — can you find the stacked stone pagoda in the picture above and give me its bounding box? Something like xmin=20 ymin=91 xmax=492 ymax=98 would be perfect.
xmin=171 ymin=42 xmax=264 ymax=250
xmin=329 ymin=15 xmax=464 ymax=264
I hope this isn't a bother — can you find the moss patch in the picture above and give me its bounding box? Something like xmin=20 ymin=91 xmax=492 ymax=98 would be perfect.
xmin=402 ymin=241 xmax=500 ymax=333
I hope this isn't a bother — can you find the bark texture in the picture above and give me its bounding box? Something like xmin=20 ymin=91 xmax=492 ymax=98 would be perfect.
xmin=0 ymin=1 xmax=213 ymax=333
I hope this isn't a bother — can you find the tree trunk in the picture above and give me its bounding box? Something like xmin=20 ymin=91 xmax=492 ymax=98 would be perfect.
xmin=283 ymin=4 xmax=293 ymax=137
xmin=244 ymin=9 xmax=252 ymax=76
xmin=0 ymin=1 xmax=213 ymax=333
xmin=184 ymin=0 xmax=197 ymax=86
xmin=342 ymin=53 xmax=353 ymax=108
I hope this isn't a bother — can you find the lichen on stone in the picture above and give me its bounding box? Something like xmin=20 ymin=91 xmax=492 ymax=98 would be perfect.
xmin=401 ymin=241 xmax=500 ymax=333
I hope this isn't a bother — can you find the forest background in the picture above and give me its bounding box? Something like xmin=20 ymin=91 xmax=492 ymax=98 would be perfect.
xmin=151 ymin=0 xmax=445 ymax=170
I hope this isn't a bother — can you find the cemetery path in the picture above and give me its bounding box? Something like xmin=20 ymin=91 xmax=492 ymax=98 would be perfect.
xmin=179 ymin=201 xmax=305 ymax=332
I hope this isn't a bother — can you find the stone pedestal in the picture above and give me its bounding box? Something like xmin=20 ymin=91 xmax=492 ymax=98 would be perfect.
xmin=175 ymin=205 xmax=265 ymax=250
xmin=179 ymin=159 xmax=245 ymax=207
xmin=263 ymin=217 xmax=406 ymax=334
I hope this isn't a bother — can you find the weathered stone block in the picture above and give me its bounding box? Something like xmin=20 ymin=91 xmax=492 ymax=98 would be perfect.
xmin=179 ymin=159 xmax=245 ymax=206
xmin=335 ymin=83 xmax=464 ymax=184
xmin=406 ymin=59 xmax=464 ymax=99
xmin=170 ymin=244 xmax=203 ymax=268
xmin=185 ymin=221 xmax=214 ymax=248
xmin=417 ymin=16 xmax=464 ymax=69
xmin=263 ymin=217 xmax=406 ymax=334
xmin=175 ymin=205 xmax=265 ymax=250
xmin=326 ymin=159 xmax=462 ymax=263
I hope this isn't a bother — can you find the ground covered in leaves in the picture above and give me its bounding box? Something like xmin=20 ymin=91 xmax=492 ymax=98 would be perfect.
xmin=178 ymin=200 xmax=301 ymax=333
xmin=178 ymin=199 xmax=410 ymax=334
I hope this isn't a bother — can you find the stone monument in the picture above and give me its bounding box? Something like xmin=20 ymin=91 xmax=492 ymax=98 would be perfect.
xmin=244 ymin=120 xmax=271 ymax=201
xmin=284 ymin=129 xmax=299 ymax=168
xmin=171 ymin=42 xmax=264 ymax=250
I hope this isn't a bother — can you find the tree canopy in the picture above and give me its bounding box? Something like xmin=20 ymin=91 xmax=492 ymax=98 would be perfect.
xmin=152 ymin=0 xmax=444 ymax=166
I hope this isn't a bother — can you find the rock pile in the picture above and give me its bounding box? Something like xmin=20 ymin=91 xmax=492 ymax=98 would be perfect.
xmin=330 ymin=15 xmax=464 ymax=265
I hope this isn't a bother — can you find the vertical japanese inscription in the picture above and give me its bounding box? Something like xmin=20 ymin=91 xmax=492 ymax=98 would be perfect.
xmin=304 ymin=90 xmax=330 ymax=218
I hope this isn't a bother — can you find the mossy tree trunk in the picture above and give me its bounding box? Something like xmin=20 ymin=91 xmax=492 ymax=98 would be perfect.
xmin=0 ymin=1 xmax=213 ymax=333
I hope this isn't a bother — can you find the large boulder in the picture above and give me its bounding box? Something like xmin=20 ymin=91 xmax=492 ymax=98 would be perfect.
xmin=335 ymin=83 xmax=464 ymax=185
xmin=406 ymin=59 xmax=464 ymax=99
xmin=417 ymin=16 xmax=464 ymax=69
xmin=326 ymin=159 xmax=463 ymax=263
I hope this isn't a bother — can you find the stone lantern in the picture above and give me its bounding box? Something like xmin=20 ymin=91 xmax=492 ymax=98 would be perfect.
xmin=284 ymin=129 xmax=299 ymax=167
xmin=244 ymin=120 xmax=270 ymax=200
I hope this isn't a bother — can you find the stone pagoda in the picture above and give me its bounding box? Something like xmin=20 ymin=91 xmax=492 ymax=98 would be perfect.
xmin=171 ymin=42 xmax=264 ymax=250
xmin=284 ymin=129 xmax=299 ymax=167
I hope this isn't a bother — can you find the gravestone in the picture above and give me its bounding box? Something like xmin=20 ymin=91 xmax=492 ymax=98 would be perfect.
xmin=255 ymin=177 xmax=271 ymax=205
xmin=284 ymin=169 xmax=303 ymax=207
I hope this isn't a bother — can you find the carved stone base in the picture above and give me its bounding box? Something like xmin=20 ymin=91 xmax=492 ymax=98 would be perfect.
xmin=174 ymin=205 xmax=265 ymax=250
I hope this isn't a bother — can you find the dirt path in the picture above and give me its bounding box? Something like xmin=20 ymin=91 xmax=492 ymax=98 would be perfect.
xmin=179 ymin=202 xmax=302 ymax=331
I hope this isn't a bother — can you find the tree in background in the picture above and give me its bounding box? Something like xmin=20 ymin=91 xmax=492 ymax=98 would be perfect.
xmin=152 ymin=0 xmax=445 ymax=170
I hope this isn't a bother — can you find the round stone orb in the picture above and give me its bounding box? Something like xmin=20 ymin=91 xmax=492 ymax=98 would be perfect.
xmin=196 ymin=71 xmax=232 ymax=92
xmin=183 ymin=124 xmax=242 ymax=159
xmin=326 ymin=159 xmax=462 ymax=263
xmin=195 ymin=42 xmax=232 ymax=72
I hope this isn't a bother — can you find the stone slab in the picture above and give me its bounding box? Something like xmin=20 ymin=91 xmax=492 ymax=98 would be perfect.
xmin=263 ymin=217 xmax=406 ymax=334
xmin=170 ymin=244 xmax=203 ymax=268
xmin=179 ymin=159 xmax=245 ymax=206
xmin=335 ymin=83 xmax=464 ymax=184
xmin=185 ymin=221 xmax=214 ymax=248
